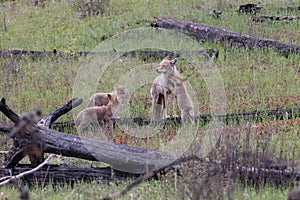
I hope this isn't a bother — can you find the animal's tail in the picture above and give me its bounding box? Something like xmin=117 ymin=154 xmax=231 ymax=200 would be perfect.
xmin=75 ymin=110 xmax=84 ymax=122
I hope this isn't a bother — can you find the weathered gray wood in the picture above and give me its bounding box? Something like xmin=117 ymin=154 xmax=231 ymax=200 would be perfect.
xmin=152 ymin=16 xmax=300 ymax=57
xmin=121 ymin=49 xmax=219 ymax=59
xmin=0 ymin=49 xmax=218 ymax=59
xmin=253 ymin=15 xmax=300 ymax=22
xmin=32 ymin=126 xmax=175 ymax=173
xmin=0 ymin=164 xmax=138 ymax=186
xmin=0 ymin=97 xmax=176 ymax=173
xmin=49 ymin=106 xmax=300 ymax=130
xmin=280 ymin=6 xmax=300 ymax=11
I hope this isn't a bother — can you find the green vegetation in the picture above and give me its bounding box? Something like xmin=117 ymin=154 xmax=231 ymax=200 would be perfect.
xmin=0 ymin=0 xmax=299 ymax=199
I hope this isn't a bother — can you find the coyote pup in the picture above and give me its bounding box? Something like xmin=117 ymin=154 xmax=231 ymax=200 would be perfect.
xmin=86 ymin=85 xmax=125 ymax=117
xmin=150 ymin=57 xmax=179 ymax=120
xmin=169 ymin=75 xmax=194 ymax=123
xmin=76 ymin=94 xmax=118 ymax=133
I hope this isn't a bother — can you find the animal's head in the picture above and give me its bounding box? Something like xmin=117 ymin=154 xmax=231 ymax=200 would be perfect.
xmin=107 ymin=93 xmax=119 ymax=107
xmin=156 ymin=56 xmax=178 ymax=75
xmin=170 ymin=75 xmax=187 ymax=86
xmin=114 ymin=85 xmax=126 ymax=104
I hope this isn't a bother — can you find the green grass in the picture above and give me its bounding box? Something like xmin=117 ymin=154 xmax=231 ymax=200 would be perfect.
xmin=0 ymin=0 xmax=300 ymax=199
xmin=0 ymin=179 xmax=292 ymax=200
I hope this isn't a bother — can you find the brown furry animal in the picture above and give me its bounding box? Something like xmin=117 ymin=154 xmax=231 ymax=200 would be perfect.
xmin=169 ymin=75 xmax=194 ymax=123
xmin=86 ymin=85 xmax=125 ymax=117
xmin=150 ymin=57 xmax=179 ymax=120
xmin=76 ymin=94 xmax=119 ymax=135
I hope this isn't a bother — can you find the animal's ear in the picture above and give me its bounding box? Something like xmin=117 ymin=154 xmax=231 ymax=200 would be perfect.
xmin=170 ymin=58 xmax=178 ymax=65
xmin=114 ymin=84 xmax=118 ymax=90
xmin=107 ymin=93 xmax=112 ymax=101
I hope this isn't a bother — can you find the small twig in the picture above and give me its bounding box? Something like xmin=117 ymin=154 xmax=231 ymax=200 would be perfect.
xmin=0 ymin=154 xmax=53 ymax=187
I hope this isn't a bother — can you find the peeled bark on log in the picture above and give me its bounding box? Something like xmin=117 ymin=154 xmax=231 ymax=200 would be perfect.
xmin=151 ymin=16 xmax=300 ymax=57
xmin=0 ymin=97 xmax=176 ymax=173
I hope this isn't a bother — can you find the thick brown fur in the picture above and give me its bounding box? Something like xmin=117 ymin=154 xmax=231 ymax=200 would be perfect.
xmin=86 ymin=85 xmax=125 ymax=117
xmin=150 ymin=57 xmax=179 ymax=120
xmin=76 ymin=94 xmax=119 ymax=137
xmin=169 ymin=75 xmax=195 ymax=123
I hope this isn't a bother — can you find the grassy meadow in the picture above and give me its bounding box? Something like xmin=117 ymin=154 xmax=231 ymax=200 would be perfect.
xmin=0 ymin=0 xmax=299 ymax=199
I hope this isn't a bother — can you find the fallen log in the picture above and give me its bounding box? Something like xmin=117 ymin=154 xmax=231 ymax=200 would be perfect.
xmin=0 ymin=97 xmax=176 ymax=173
xmin=120 ymin=49 xmax=219 ymax=60
xmin=253 ymin=15 xmax=300 ymax=22
xmin=1 ymin=97 xmax=299 ymax=189
xmin=0 ymin=49 xmax=218 ymax=59
xmin=280 ymin=6 xmax=300 ymax=11
xmin=0 ymin=164 xmax=138 ymax=186
xmin=151 ymin=16 xmax=300 ymax=57
xmin=238 ymin=4 xmax=263 ymax=15
xmin=48 ymin=106 xmax=300 ymax=130
xmin=1 ymin=156 xmax=298 ymax=188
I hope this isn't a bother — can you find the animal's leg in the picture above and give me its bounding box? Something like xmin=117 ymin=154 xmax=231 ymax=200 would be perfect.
xmin=181 ymin=110 xmax=195 ymax=125
xmin=151 ymin=97 xmax=159 ymax=120
xmin=189 ymin=110 xmax=195 ymax=124
xmin=172 ymin=94 xmax=178 ymax=117
xmin=181 ymin=112 xmax=186 ymax=125
xmin=164 ymin=91 xmax=170 ymax=118
xmin=152 ymin=95 xmax=164 ymax=120
xmin=104 ymin=116 xmax=113 ymax=139
xmin=77 ymin=120 xmax=88 ymax=132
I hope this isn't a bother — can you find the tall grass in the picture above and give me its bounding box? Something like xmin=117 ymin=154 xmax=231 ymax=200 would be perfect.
xmin=0 ymin=0 xmax=299 ymax=199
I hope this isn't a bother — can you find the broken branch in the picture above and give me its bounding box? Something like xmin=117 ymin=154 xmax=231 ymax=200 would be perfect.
xmin=0 ymin=154 xmax=53 ymax=187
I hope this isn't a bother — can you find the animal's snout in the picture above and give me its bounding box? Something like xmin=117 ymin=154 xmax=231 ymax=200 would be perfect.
xmin=156 ymin=66 xmax=163 ymax=73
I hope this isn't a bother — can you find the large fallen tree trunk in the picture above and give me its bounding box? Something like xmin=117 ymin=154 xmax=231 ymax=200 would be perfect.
xmin=0 ymin=164 xmax=139 ymax=186
xmin=151 ymin=16 xmax=300 ymax=57
xmin=47 ymin=106 xmax=300 ymax=131
xmin=1 ymin=98 xmax=299 ymax=189
xmin=0 ymin=97 xmax=176 ymax=173
xmin=0 ymin=49 xmax=218 ymax=60
xmin=253 ymin=15 xmax=300 ymax=22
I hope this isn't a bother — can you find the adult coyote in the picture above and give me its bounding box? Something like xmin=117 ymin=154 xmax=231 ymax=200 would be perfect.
xmin=150 ymin=57 xmax=179 ymax=120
